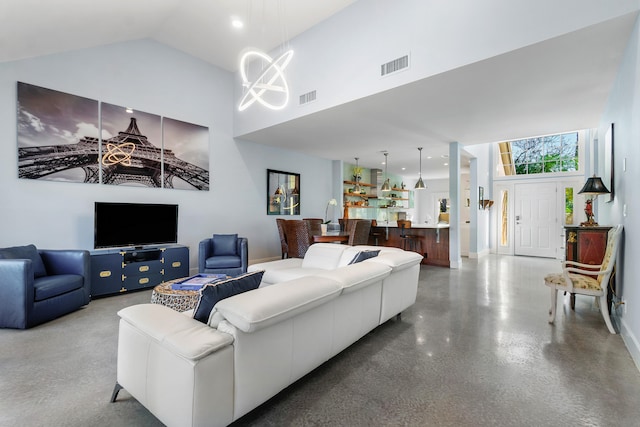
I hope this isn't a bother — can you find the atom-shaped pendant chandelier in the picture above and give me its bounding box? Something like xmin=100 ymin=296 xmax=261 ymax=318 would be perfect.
xmin=238 ymin=49 xmax=294 ymax=112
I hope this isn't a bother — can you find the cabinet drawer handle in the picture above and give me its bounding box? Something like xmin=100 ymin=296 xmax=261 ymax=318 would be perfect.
xmin=99 ymin=270 xmax=112 ymax=278
xmin=172 ymin=261 xmax=181 ymax=268
xmin=139 ymin=265 xmax=149 ymax=272
xmin=139 ymin=277 xmax=150 ymax=285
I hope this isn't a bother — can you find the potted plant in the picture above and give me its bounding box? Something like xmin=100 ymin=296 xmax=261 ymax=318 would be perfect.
xmin=322 ymin=198 xmax=338 ymax=233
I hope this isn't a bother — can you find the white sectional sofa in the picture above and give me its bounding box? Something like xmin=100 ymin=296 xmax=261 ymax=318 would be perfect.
xmin=113 ymin=244 xmax=423 ymax=427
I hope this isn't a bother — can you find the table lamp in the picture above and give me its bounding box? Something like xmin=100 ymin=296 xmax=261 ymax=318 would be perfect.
xmin=578 ymin=175 xmax=610 ymax=226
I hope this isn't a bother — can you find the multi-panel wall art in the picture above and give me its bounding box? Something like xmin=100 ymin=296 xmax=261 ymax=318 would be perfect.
xmin=17 ymin=82 xmax=100 ymax=183
xmin=16 ymin=82 xmax=210 ymax=191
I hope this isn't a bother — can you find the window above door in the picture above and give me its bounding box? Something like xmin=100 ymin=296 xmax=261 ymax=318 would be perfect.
xmin=496 ymin=130 xmax=585 ymax=178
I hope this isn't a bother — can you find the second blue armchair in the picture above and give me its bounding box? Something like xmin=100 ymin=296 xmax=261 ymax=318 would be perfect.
xmin=198 ymin=234 xmax=248 ymax=277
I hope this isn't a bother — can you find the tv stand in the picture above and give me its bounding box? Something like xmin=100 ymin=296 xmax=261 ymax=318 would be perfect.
xmin=90 ymin=245 xmax=189 ymax=297
xmin=123 ymin=248 xmax=162 ymax=264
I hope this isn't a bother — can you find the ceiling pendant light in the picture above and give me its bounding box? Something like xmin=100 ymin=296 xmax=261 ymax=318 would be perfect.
xmin=352 ymin=157 xmax=362 ymax=193
xmin=415 ymin=147 xmax=426 ymax=190
xmin=238 ymin=0 xmax=293 ymax=112
xmin=238 ymin=49 xmax=293 ymax=111
xmin=381 ymin=152 xmax=391 ymax=192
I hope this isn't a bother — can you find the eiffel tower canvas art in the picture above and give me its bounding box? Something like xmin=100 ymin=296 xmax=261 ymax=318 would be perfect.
xmin=17 ymin=82 xmax=209 ymax=190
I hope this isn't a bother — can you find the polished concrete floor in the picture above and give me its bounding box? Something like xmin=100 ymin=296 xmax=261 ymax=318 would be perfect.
xmin=1 ymin=254 xmax=640 ymax=426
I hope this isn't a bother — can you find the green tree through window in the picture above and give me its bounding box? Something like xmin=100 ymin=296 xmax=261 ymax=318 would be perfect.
xmin=501 ymin=132 xmax=579 ymax=175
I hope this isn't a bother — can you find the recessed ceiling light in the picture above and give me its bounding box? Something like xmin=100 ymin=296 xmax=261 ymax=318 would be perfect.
xmin=444 ymin=163 xmax=449 ymax=166
xmin=231 ymin=18 xmax=244 ymax=29
xmin=402 ymin=167 xmax=406 ymax=170
xmin=125 ymin=107 xmax=133 ymax=114
xmin=426 ymin=156 xmax=432 ymax=159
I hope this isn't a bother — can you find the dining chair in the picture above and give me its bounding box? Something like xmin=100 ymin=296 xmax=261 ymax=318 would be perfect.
xmin=544 ymin=224 xmax=623 ymax=334
xmin=275 ymin=218 xmax=288 ymax=259
xmin=303 ymin=218 xmax=323 ymax=238
xmin=283 ymin=220 xmax=312 ymax=258
xmin=339 ymin=218 xmax=355 ymax=232
xmin=347 ymin=219 xmax=372 ymax=245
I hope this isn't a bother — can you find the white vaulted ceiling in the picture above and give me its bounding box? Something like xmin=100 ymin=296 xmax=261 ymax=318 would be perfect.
xmin=1 ymin=1 xmax=637 ymax=179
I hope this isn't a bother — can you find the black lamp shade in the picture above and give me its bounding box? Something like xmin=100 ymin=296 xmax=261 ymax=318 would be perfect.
xmin=578 ymin=176 xmax=610 ymax=195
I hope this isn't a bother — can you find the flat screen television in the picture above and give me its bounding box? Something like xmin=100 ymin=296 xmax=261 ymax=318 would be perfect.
xmin=94 ymin=202 xmax=178 ymax=249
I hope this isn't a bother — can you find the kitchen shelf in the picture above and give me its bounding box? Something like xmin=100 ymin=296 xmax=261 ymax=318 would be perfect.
xmin=343 ymin=180 xmax=376 ymax=187
xmin=344 ymin=192 xmax=377 ymax=199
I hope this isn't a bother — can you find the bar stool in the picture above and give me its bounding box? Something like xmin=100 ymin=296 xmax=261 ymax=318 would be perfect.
xmin=397 ymin=220 xmax=422 ymax=254
xmin=370 ymin=231 xmax=382 ymax=246
xmin=370 ymin=220 xmax=382 ymax=246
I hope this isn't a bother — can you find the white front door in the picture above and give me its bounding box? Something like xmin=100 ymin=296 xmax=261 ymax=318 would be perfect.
xmin=514 ymin=182 xmax=558 ymax=258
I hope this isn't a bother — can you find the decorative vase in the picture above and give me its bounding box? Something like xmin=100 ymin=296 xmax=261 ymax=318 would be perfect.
xmin=320 ymin=224 xmax=328 ymax=234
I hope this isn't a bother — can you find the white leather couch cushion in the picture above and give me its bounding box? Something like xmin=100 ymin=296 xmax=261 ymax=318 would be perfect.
xmin=215 ymin=276 xmax=342 ymax=333
xmin=248 ymin=257 xmax=302 ymax=273
xmin=118 ymin=304 xmax=233 ymax=361
xmin=337 ymin=245 xmax=404 ymax=267
xmin=248 ymin=258 xmax=305 ymax=286
xmin=259 ymin=267 xmax=327 ymax=286
xmin=301 ymin=243 xmax=348 ymax=269
xmin=315 ymin=262 xmax=391 ymax=294
xmin=367 ymin=250 xmax=424 ymax=271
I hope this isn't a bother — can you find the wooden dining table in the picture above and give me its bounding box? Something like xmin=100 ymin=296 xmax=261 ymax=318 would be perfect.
xmin=312 ymin=231 xmax=350 ymax=244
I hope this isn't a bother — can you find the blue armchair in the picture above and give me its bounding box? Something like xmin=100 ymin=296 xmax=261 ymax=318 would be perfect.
xmin=0 ymin=244 xmax=91 ymax=329
xmin=198 ymin=234 xmax=248 ymax=277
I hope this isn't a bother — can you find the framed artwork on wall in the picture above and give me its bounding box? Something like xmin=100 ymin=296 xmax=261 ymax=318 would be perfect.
xmin=100 ymin=102 xmax=162 ymax=187
xmin=17 ymin=81 xmax=100 ymax=183
xmin=267 ymin=169 xmax=300 ymax=215
xmin=604 ymin=123 xmax=614 ymax=202
xmin=162 ymin=117 xmax=210 ymax=191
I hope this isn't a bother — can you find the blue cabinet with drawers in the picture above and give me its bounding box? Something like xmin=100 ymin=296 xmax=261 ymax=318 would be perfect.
xmin=90 ymin=245 xmax=189 ymax=297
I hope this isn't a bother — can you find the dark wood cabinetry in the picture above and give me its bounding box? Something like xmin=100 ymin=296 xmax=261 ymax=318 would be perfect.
xmin=565 ymin=226 xmax=611 ymax=265
xmin=564 ymin=226 xmax=612 ymax=309
xmin=370 ymin=226 xmax=449 ymax=267
xmin=90 ymin=245 xmax=189 ymax=297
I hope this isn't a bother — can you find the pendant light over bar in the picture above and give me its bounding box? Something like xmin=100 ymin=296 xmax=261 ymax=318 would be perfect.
xmin=381 ymin=152 xmax=391 ymax=192
xmin=415 ymin=147 xmax=426 ymax=190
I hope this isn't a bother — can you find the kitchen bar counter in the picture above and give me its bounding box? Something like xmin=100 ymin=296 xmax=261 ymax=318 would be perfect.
xmin=369 ymin=223 xmax=449 ymax=267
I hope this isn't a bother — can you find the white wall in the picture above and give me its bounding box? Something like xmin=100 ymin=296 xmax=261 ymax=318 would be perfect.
xmin=0 ymin=40 xmax=333 ymax=271
xmin=598 ymin=14 xmax=640 ymax=367
xmin=466 ymin=143 xmax=492 ymax=256
xmin=234 ymin=0 xmax=640 ymax=136
xmin=414 ymin=178 xmax=449 ymax=224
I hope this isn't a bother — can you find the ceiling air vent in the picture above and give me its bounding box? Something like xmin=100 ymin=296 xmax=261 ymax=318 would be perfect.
xmin=299 ymin=90 xmax=317 ymax=105
xmin=381 ymin=54 xmax=409 ymax=77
